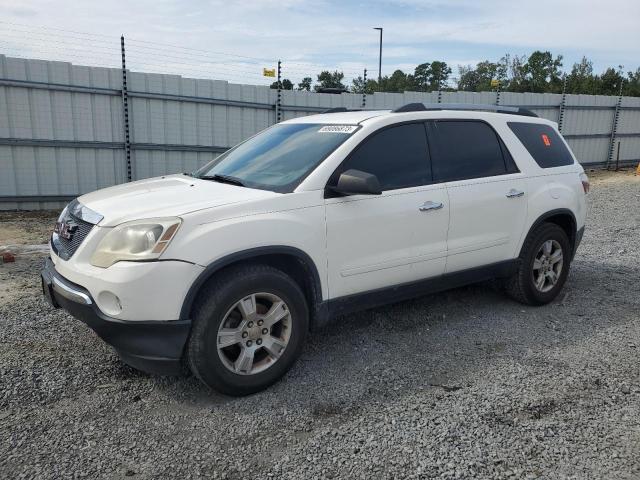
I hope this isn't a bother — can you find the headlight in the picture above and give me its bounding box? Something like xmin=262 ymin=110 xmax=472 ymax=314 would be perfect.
xmin=91 ymin=218 xmax=182 ymax=268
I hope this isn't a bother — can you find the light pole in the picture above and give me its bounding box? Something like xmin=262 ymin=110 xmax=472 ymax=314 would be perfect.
xmin=373 ymin=27 xmax=383 ymax=86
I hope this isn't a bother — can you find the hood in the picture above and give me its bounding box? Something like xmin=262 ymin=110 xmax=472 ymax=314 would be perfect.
xmin=78 ymin=174 xmax=278 ymax=226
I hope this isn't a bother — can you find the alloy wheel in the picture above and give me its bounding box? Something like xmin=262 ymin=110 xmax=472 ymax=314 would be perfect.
xmin=532 ymin=239 xmax=563 ymax=293
xmin=216 ymin=292 xmax=292 ymax=375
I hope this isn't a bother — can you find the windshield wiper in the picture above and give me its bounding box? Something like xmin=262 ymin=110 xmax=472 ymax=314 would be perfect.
xmin=199 ymin=174 xmax=245 ymax=187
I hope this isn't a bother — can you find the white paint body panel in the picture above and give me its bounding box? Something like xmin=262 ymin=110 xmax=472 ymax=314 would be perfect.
xmin=50 ymin=109 xmax=587 ymax=322
xmin=325 ymin=184 xmax=448 ymax=298
xmin=445 ymin=174 xmax=528 ymax=273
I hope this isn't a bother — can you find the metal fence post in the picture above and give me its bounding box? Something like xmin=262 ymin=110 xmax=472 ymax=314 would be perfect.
xmin=120 ymin=35 xmax=132 ymax=181
xmin=558 ymin=76 xmax=568 ymax=133
xmin=361 ymin=68 xmax=367 ymax=108
xmin=275 ymin=60 xmax=282 ymax=123
xmin=606 ymin=82 xmax=624 ymax=170
xmin=495 ymin=83 xmax=501 ymax=106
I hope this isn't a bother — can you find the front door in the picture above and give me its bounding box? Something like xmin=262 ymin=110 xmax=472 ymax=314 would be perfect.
xmin=324 ymin=122 xmax=449 ymax=299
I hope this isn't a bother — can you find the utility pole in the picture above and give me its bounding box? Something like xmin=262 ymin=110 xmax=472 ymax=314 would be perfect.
xmin=373 ymin=27 xmax=383 ymax=87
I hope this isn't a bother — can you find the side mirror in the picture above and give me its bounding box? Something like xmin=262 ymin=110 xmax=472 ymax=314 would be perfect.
xmin=329 ymin=169 xmax=382 ymax=196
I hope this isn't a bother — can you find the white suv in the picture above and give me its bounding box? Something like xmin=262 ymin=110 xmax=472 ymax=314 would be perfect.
xmin=42 ymin=103 xmax=589 ymax=395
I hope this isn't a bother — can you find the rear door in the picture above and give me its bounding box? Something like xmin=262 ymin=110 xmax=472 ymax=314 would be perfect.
xmin=426 ymin=119 xmax=528 ymax=273
xmin=325 ymin=122 xmax=449 ymax=298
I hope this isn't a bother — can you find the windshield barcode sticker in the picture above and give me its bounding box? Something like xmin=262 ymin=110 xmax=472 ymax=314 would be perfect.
xmin=318 ymin=125 xmax=358 ymax=134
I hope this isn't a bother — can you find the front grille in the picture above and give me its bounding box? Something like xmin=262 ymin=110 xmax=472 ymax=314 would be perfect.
xmin=51 ymin=201 xmax=98 ymax=261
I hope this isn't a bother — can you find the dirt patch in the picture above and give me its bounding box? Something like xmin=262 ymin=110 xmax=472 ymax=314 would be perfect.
xmin=0 ymin=211 xmax=58 ymax=246
xmin=586 ymin=167 xmax=640 ymax=186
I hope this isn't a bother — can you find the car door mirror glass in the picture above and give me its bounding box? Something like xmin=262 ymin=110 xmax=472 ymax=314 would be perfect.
xmin=331 ymin=169 xmax=382 ymax=196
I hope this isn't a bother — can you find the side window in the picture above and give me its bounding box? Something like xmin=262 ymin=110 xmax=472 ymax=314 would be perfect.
xmin=508 ymin=122 xmax=574 ymax=168
xmin=338 ymin=123 xmax=431 ymax=190
xmin=500 ymin=139 xmax=520 ymax=174
xmin=427 ymin=120 xmax=509 ymax=182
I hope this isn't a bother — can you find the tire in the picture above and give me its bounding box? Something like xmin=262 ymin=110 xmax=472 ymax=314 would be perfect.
xmin=506 ymin=222 xmax=572 ymax=306
xmin=187 ymin=264 xmax=309 ymax=396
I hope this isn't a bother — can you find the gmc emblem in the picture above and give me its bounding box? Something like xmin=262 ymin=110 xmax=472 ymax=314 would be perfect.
xmin=54 ymin=221 xmax=78 ymax=240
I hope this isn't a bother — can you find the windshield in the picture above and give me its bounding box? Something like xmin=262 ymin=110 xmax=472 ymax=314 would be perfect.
xmin=195 ymin=123 xmax=358 ymax=192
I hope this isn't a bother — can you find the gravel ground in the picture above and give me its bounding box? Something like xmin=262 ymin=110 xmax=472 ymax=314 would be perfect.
xmin=1 ymin=170 xmax=639 ymax=479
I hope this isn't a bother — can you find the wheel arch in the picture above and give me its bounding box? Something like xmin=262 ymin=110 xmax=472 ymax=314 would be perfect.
xmin=180 ymin=246 xmax=327 ymax=329
xmin=520 ymin=208 xmax=577 ymax=257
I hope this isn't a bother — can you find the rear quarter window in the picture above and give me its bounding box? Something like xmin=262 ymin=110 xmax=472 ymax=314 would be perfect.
xmin=508 ymin=122 xmax=574 ymax=168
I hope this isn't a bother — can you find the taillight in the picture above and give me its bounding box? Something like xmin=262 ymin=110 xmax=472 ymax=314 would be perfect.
xmin=579 ymin=172 xmax=590 ymax=194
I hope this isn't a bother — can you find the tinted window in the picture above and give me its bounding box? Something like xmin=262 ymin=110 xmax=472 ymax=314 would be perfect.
xmin=339 ymin=123 xmax=431 ymax=190
xmin=427 ymin=120 xmax=508 ymax=182
xmin=196 ymin=123 xmax=356 ymax=192
xmin=500 ymin=138 xmax=520 ymax=173
xmin=508 ymin=122 xmax=574 ymax=168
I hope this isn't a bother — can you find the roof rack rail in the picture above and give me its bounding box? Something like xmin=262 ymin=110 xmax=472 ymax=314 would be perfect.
xmin=322 ymin=107 xmax=364 ymax=113
xmin=392 ymin=102 xmax=538 ymax=118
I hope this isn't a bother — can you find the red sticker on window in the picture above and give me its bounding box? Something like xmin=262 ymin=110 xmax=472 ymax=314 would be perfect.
xmin=541 ymin=134 xmax=551 ymax=146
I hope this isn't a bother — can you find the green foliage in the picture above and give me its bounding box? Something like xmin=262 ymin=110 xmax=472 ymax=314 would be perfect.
xmin=458 ymin=57 xmax=509 ymax=92
xmin=315 ymin=71 xmax=347 ymax=91
xmin=299 ymin=52 xmax=639 ymax=96
xmin=519 ymin=51 xmax=564 ymax=92
xmin=413 ymin=61 xmax=452 ymax=91
xmin=455 ymin=51 xmax=638 ymax=96
xmin=626 ymin=68 xmax=640 ymax=97
xmin=379 ymin=70 xmax=417 ymax=93
xmin=565 ymin=57 xmax=598 ymax=94
xmin=269 ymin=79 xmax=293 ymax=90
xmin=351 ymin=75 xmax=376 ymax=94
xmin=297 ymin=77 xmax=312 ymax=91
xmin=599 ymin=67 xmax=625 ymax=96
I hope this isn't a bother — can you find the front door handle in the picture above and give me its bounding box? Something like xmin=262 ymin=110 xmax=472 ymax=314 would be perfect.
xmin=419 ymin=201 xmax=444 ymax=212
xmin=505 ymin=189 xmax=525 ymax=198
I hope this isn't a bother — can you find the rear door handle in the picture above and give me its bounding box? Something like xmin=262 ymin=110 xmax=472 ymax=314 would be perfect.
xmin=419 ymin=201 xmax=444 ymax=212
xmin=506 ymin=189 xmax=525 ymax=198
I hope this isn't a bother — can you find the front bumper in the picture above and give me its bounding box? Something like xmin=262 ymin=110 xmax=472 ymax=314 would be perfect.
xmin=41 ymin=257 xmax=190 ymax=375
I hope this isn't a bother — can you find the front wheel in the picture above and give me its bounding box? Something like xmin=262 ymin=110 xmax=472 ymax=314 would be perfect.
xmin=506 ymin=223 xmax=572 ymax=305
xmin=187 ymin=264 xmax=308 ymax=396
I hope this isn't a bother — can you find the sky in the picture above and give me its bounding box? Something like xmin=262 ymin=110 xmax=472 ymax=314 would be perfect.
xmin=1 ymin=0 xmax=639 ymax=87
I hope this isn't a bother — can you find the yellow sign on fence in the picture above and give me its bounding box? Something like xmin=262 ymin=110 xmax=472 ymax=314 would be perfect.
xmin=263 ymin=68 xmax=276 ymax=77
xmin=491 ymin=79 xmax=500 ymax=88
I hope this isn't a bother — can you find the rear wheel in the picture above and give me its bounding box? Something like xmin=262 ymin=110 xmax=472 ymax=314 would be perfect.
xmin=187 ymin=264 xmax=308 ymax=396
xmin=506 ymin=223 xmax=572 ymax=305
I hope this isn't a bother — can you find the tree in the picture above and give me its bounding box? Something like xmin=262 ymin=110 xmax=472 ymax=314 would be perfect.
xmin=566 ymin=57 xmax=597 ymax=94
xmin=456 ymin=56 xmax=510 ymax=92
xmin=413 ymin=61 xmax=452 ymax=91
xmin=377 ymin=70 xmax=415 ymax=93
xmin=413 ymin=62 xmax=432 ymax=91
xmin=599 ymin=67 xmax=625 ymax=96
xmin=269 ymin=78 xmax=293 ymax=90
xmin=519 ymin=51 xmax=564 ymax=92
xmin=315 ymin=70 xmax=346 ymax=91
xmin=297 ymin=77 xmax=312 ymax=91
xmin=508 ymin=54 xmax=528 ymax=92
xmin=429 ymin=61 xmax=452 ymax=90
xmin=626 ymin=68 xmax=640 ymax=97
xmin=351 ymin=75 xmax=376 ymax=94
xmin=456 ymin=64 xmax=479 ymax=91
